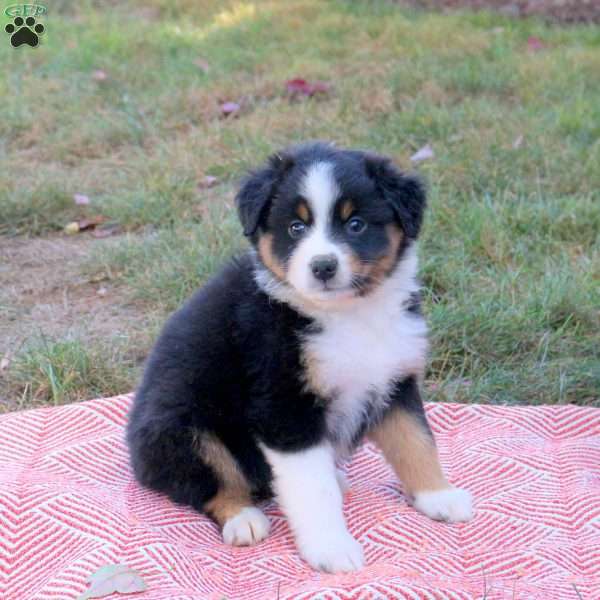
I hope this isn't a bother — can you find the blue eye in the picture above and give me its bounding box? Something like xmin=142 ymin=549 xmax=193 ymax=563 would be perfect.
xmin=346 ymin=217 xmax=367 ymax=235
xmin=289 ymin=221 xmax=307 ymax=238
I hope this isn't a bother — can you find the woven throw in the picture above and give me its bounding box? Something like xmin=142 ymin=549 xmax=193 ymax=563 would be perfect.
xmin=0 ymin=395 xmax=598 ymax=599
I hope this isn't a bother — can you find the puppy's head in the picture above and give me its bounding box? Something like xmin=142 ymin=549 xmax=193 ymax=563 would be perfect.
xmin=237 ymin=142 xmax=426 ymax=307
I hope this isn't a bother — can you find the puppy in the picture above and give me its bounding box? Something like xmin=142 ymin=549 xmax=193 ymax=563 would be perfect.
xmin=127 ymin=142 xmax=473 ymax=573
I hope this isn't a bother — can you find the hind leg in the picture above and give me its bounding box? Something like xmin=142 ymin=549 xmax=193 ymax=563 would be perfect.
xmin=128 ymin=423 xmax=270 ymax=545
xmin=198 ymin=431 xmax=270 ymax=546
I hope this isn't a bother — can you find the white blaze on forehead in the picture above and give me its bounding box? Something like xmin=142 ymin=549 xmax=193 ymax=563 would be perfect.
xmin=288 ymin=161 xmax=352 ymax=300
xmin=300 ymin=162 xmax=339 ymax=226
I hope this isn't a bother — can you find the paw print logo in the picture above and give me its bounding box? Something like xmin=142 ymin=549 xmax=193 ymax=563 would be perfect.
xmin=5 ymin=16 xmax=45 ymax=48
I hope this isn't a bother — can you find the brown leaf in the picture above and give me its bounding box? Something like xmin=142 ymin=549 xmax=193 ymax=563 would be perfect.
xmin=285 ymin=78 xmax=330 ymax=97
xmin=197 ymin=175 xmax=218 ymax=190
xmin=91 ymin=223 xmax=122 ymax=238
xmin=78 ymin=216 xmax=106 ymax=232
xmin=78 ymin=564 xmax=147 ymax=599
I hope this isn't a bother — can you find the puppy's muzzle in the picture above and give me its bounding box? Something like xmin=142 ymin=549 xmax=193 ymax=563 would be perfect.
xmin=310 ymin=254 xmax=338 ymax=282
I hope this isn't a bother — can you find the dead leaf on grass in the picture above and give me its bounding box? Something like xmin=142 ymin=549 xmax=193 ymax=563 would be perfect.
xmin=0 ymin=353 xmax=10 ymax=374
xmin=64 ymin=216 xmax=106 ymax=235
xmin=91 ymin=223 xmax=122 ymax=238
xmin=220 ymin=101 xmax=240 ymax=117
xmin=92 ymin=69 xmax=109 ymax=82
xmin=285 ymin=78 xmax=330 ymax=97
xmin=197 ymin=175 xmax=219 ymax=190
xmin=78 ymin=216 xmax=106 ymax=231
xmin=527 ymin=36 xmax=545 ymax=52
xmin=78 ymin=564 xmax=147 ymax=600
xmin=410 ymin=144 xmax=435 ymax=163
xmin=74 ymin=193 xmax=91 ymax=205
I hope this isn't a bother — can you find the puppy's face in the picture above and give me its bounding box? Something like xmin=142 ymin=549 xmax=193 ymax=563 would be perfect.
xmin=237 ymin=143 xmax=425 ymax=307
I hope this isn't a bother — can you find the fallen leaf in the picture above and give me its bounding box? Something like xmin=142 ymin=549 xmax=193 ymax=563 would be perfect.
xmin=527 ymin=36 xmax=545 ymax=52
xmin=74 ymin=193 xmax=91 ymax=205
xmin=194 ymin=58 xmax=210 ymax=73
xmin=197 ymin=175 xmax=218 ymax=190
xmin=512 ymin=135 xmax=524 ymax=149
xmin=64 ymin=221 xmax=80 ymax=235
xmin=410 ymin=144 xmax=435 ymax=163
xmin=220 ymin=101 xmax=240 ymax=116
xmin=92 ymin=69 xmax=108 ymax=82
xmin=91 ymin=223 xmax=122 ymax=238
xmin=285 ymin=78 xmax=330 ymax=97
xmin=78 ymin=564 xmax=147 ymax=599
xmin=88 ymin=272 xmax=110 ymax=283
xmin=77 ymin=216 xmax=106 ymax=231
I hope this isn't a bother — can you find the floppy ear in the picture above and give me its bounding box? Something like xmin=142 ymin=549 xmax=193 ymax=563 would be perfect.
xmin=364 ymin=154 xmax=426 ymax=239
xmin=236 ymin=152 xmax=294 ymax=238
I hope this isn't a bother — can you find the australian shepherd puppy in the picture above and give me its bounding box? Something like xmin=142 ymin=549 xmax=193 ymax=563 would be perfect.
xmin=127 ymin=142 xmax=473 ymax=573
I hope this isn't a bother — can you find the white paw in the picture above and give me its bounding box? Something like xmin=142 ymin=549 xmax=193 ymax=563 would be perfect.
xmin=413 ymin=487 xmax=473 ymax=523
xmin=222 ymin=507 xmax=270 ymax=546
xmin=336 ymin=469 xmax=350 ymax=495
xmin=299 ymin=531 xmax=364 ymax=573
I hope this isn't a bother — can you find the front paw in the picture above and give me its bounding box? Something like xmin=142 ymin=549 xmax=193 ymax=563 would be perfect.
xmin=299 ymin=531 xmax=364 ymax=573
xmin=413 ymin=487 xmax=473 ymax=523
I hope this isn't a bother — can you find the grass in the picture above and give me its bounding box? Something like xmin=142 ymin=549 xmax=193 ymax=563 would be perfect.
xmin=7 ymin=336 xmax=134 ymax=409
xmin=0 ymin=0 xmax=598 ymax=408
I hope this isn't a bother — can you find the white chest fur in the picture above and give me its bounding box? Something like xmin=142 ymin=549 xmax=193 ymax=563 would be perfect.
xmin=300 ymin=255 xmax=428 ymax=453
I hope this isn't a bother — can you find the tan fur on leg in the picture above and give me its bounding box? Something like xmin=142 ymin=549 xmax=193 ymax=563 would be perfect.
xmin=194 ymin=431 xmax=253 ymax=526
xmin=368 ymin=409 xmax=448 ymax=497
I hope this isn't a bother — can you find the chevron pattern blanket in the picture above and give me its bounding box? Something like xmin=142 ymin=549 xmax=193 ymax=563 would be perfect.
xmin=0 ymin=395 xmax=598 ymax=599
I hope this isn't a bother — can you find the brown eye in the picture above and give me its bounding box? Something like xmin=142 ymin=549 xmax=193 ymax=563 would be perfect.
xmin=288 ymin=220 xmax=307 ymax=238
xmin=346 ymin=217 xmax=367 ymax=235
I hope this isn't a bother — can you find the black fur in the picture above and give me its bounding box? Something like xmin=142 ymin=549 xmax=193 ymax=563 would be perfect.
xmin=127 ymin=142 xmax=429 ymax=518
xmin=237 ymin=142 xmax=425 ymax=274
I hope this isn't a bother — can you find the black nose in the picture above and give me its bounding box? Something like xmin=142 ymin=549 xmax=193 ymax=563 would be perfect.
xmin=310 ymin=255 xmax=338 ymax=282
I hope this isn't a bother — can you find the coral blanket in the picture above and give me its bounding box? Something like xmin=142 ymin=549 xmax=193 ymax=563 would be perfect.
xmin=0 ymin=395 xmax=598 ymax=599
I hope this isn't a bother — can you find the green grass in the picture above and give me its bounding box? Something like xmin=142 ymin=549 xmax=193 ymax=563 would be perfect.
xmin=0 ymin=0 xmax=598 ymax=407
xmin=6 ymin=336 xmax=135 ymax=410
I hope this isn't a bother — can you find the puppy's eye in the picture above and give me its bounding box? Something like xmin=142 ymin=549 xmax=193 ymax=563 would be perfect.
xmin=346 ymin=217 xmax=367 ymax=235
xmin=288 ymin=220 xmax=307 ymax=238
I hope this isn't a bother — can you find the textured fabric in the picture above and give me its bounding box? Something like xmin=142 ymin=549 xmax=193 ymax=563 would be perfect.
xmin=0 ymin=395 xmax=598 ymax=600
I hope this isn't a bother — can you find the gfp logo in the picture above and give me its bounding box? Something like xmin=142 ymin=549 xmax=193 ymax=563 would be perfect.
xmin=4 ymin=4 xmax=46 ymax=47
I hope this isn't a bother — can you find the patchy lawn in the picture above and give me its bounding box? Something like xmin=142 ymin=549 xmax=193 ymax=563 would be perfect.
xmin=407 ymin=0 xmax=600 ymax=24
xmin=1 ymin=0 xmax=598 ymax=410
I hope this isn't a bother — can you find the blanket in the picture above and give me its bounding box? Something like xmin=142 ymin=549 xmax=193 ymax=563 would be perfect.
xmin=0 ymin=395 xmax=598 ymax=599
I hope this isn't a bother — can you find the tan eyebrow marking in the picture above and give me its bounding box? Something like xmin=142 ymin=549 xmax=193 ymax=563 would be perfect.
xmin=296 ymin=201 xmax=310 ymax=222
xmin=340 ymin=199 xmax=354 ymax=221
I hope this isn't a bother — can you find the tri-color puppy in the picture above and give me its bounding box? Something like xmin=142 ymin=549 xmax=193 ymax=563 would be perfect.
xmin=127 ymin=142 xmax=473 ymax=573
